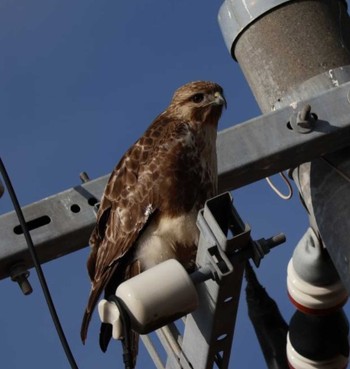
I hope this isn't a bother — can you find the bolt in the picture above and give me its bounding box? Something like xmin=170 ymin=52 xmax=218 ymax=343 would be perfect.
xmin=10 ymin=264 xmax=33 ymax=295
xmin=265 ymin=233 xmax=286 ymax=250
xmin=299 ymin=104 xmax=312 ymax=122
xmin=80 ymin=171 xmax=90 ymax=183
xmin=251 ymin=233 xmax=286 ymax=267
xmin=297 ymin=104 xmax=317 ymax=132
xmin=288 ymin=104 xmax=318 ymax=133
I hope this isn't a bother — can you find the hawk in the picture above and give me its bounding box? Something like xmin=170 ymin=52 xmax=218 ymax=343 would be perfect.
xmin=81 ymin=81 xmax=226 ymax=367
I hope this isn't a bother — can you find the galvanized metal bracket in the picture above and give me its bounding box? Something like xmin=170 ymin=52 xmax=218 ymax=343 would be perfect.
xmin=0 ymin=174 xmax=108 ymax=280
xmin=165 ymin=192 xmax=285 ymax=369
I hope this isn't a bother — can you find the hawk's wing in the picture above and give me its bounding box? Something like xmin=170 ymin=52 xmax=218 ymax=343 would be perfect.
xmin=81 ymin=115 xmax=176 ymax=342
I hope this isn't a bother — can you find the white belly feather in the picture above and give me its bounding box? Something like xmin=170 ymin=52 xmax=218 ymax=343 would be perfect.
xmin=134 ymin=209 xmax=199 ymax=270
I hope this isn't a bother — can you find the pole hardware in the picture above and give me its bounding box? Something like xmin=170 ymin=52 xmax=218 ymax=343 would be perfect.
xmin=250 ymin=234 xmax=286 ymax=267
xmin=79 ymin=172 xmax=90 ymax=184
xmin=166 ymin=193 xmax=285 ymax=369
xmin=10 ymin=263 xmax=33 ymax=295
xmin=288 ymin=104 xmax=318 ymax=134
xmin=195 ymin=192 xmax=286 ymax=274
xmin=201 ymin=245 xmax=234 ymax=284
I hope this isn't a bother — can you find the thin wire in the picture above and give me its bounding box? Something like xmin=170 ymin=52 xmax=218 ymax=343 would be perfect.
xmin=265 ymin=172 xmax=293 ymax=200
xmin=0 ymin=158 xmax=79 ymax=369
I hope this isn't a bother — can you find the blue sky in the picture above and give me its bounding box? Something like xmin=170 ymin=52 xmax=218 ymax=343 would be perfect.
xmin=0 ymin=1 xmax=348 ymax=368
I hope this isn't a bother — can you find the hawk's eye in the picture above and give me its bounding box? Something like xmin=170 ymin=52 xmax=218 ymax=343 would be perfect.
xmin=191 ymin=93 xmax=204 ymax=103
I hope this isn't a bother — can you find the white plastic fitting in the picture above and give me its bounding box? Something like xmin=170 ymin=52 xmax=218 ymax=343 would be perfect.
xmin=98 ymin=259 xmax=199 ymax=338
xmin=98 ymin=299 xmax=123 ymax=340
xmin=287 ymin=333 xmax=349 ymax=369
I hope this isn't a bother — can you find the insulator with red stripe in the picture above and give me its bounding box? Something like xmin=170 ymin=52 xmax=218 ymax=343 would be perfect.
xmin=286 ymin=228 xmax=349 ymax=369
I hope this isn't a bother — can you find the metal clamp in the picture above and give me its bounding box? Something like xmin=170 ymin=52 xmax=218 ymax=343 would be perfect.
xmin=196 ymin=192 xmax=286 ymax=274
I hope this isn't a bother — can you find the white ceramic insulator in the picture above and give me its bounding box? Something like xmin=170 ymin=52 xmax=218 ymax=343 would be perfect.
xmin=287 ymin=333 xmax=349 ymax=369
xmin=287 ymin=259 xmax=348 ymax=313
xmin=98 ymin=299 xmax=123 ymax=339
xmin=116 ymin=259 xmax=199 ymax=334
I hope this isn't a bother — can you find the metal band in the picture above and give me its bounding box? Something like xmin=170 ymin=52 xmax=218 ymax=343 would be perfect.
xmin=218 ymin=0 xmax=292 ymax=56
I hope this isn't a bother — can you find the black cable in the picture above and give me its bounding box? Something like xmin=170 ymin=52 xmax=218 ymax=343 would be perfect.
xmin=0 ymin=158 xmax=79 ymax=369
xmin=108 ymin=295 xmax=133 ymax=369
xmin=245 ymin=261 xmax=289 ymax=369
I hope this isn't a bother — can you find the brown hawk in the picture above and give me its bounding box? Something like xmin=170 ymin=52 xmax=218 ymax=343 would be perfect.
xmin=81 ymin=81 xmax=226 ymax=366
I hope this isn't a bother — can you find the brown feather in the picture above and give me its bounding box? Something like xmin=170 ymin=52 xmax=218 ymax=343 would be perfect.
xmin=81 ymin=81 xmax=226 ymax=367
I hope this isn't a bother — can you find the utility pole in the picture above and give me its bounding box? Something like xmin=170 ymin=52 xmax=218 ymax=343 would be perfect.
xmin=219 ymin=0 xmax=350 ymax=294
xmin=219 ymin=0 xmax=350 ymax=367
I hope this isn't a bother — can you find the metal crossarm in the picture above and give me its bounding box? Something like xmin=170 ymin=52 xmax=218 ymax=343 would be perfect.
xmin=1 ymin=82 xmax=350 ymax=279
xmin=217 ymin=79 xmax=350 ymax=191
xmin=0 ymin=175 xmax=108 ymax=280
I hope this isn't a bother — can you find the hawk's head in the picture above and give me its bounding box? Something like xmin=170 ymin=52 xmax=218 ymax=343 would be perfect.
xmin=168 ymin=81 xmax=226 ymax=125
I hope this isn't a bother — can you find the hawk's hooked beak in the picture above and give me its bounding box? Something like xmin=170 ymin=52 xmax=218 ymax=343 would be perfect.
xmin=212 ymin=91 xmax=227 ymax=109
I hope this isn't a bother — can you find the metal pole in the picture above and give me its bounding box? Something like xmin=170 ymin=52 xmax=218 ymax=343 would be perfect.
xmin=218 ymin=0 xmax=350 ymax=291
xmin=219 ymin=0 xmax=350 ymax=113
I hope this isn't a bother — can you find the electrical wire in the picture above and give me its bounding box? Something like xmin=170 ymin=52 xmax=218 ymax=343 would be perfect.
xmin=108 ymin=295 xmax=133 ymax=369
xmin=265 ymin=172 xmax=293 ymax=200
xmin=0 ymin=178 xmax=4 ymax=198
xmin=0 ymin=158 xmax=79 ymax=369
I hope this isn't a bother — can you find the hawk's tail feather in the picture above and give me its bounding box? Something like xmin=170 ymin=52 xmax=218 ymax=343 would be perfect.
xmin=80 ymin=273 xmax=111 ymax=344
xmin=81 ymin=310 xmax=91 ymax=344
